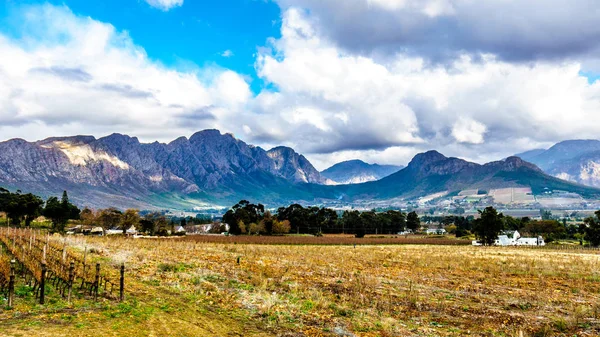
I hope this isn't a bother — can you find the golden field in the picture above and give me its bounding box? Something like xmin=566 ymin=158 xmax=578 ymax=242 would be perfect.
xmin=1 ymin=235 xmax=600 ymax=337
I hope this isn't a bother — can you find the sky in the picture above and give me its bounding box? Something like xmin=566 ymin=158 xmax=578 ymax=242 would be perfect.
xmin=1 ymin=0 xmax=600 ymax=170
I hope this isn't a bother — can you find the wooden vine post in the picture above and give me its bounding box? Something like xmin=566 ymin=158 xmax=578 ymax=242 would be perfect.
xmin=119 ymin=263 xmax=125 ymax=302
xmin=81 ymin=246 xmax=87 ymax=289
xmin=68 ymin=262 xmax=75 ymax=303
xmin=8 ymin=260 xmax=15 ymax=308
xmin=40 ymin=262 xmax=47 ymax=305
xmin=94 ymin=263 xmax=100 ymax=301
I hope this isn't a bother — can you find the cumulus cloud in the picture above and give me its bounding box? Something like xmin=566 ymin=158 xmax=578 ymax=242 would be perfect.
xmin=451 ymin=117 xmax=486 ymax=144
xmin=250 ymin=6 xmax=600 ymax=168
xmin=275 ymin=0 xmax=600 ymax=69
xmin=221 ymin=50 xmax=234 ymax=57
xmin=0 ymin=4 xmax=250 ymax=142
xmin=3 ymin=2 xmax=600 ymax=172
xmin=145 ymin=0 xmax=183 ymax=11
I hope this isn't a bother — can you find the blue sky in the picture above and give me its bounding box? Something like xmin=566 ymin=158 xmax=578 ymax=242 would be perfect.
xmin=1 ymin=0 xmax=600 ymax=170
xmin=0 ymin=0 xmax=281 ymax=93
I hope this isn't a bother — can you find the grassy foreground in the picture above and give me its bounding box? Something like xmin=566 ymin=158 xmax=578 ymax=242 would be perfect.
xmin=1 ymin=235 xmax=600 ymax=336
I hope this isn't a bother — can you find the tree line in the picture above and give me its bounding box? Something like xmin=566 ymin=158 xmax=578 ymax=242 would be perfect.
xmin=472 ymin=206 xmax=600 ymax=246
xmin=222 ymin=200 xmax=420 ymax=237
xmin=0 ymin=187 xmax=194 ymax=235
xmin=0 ymin=188 xmax=80 ymax=232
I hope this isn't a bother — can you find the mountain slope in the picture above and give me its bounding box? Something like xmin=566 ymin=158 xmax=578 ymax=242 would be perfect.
xmin=2 ymin=132 xmax=600 ymax=209
xmin=267 ymin=146 xmax=324 ymax=184
xmin=515 ymin=140 xmax=600 ymax=188
xmin=320 ymin=160 xmax=402 ymax=184
xmin=0 ymin=130 xmax=323 ymax=208
xmin=319 ymin=151 xmax=600 ymax=201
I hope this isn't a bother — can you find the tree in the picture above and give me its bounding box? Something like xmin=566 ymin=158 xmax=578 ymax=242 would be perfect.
xmin=61 ymin=191 xmax=80 ymax=220
xmin=0 ymin=189 xmax=43 ymax=227
xmin=140 ymin=219 xmax=155 ymax=235
xmin=472 ymin=207 xmax=505 ymax=246
xmin=143 ymin=212 xmax=168 ymax=236
xmin=80 ymin=208 xmax=97 ymax=227
xmin=272 ymin=220 xmax=291 ymax=234
xmin=523 ymin=220 xmax=566 ymax=242
xmin=276 ymin=204 xmax=307 ymax=233
xmin=237 ymin=220 xmax=247 ymax=234
xmin=316 ymin=207 xmax=338 ymax=233
xmin=340 ymin=210 xmax=364 ymax=237
xmin=97 ymin=208 xmax=123 ymax=231
xmin=504 ymin=216 xmax=523 ymax=231
xmin=121 ymin=209 xmax=140 ymax=234
xmin=43 ymin=191 xmax=80 ymax=232
xmin=406 ymin=211 xmax=420 ymax=232
xmin=582 ymin=211 xmax=600 ymax=247
xmin=262 ymin=211 xmax=275 ymax=235
xmin=223 ymin=200 xmax=265 ymax=235
xmin=248 ymin=221 xmax=265 ymax=235
xmin=384 ymin=210 xmax=406 ymax=233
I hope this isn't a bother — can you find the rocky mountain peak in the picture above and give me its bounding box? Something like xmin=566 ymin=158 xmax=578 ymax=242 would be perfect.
xmin=408 ymin=150 xmax=448 ymax=168
xmin=37 ymin=135 xmax=97 ymax=147
xmin=189 ymin=129 xmax=225 ymax=143
xmin=503 ymin=156 xmax=541 ymax=171
xmin=267 ymin=146 xmax=323 ymax=184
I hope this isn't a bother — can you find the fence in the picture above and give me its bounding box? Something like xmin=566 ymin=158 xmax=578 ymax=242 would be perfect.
xmin=0 ymin=227 xmax=125 ymax=308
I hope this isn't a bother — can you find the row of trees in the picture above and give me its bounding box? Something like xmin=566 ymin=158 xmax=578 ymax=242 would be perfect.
xmin=79 ymin=208 xmax=197 ymax=236
xmin=222 ymin=200 xmax=419 ymax=237
xmin=472 ymin=207 xmax=600 ymax=246
xmin=0 ymin=188 xmax=80 ymax=232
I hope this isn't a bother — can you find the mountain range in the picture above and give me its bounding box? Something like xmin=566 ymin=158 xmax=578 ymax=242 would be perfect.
xmin=1 ymin=130 xmax=599 ymax=209
xmin=321 ymin=160 xmax=403 ymax=184
xmin=515 ymin=140 xmax=600 ymax=188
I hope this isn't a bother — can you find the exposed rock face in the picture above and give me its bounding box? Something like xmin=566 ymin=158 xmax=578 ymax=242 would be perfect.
xmin=0 ymin=130 xmax=324 ymax=208
xmin=339 ymin=150 xmax=600 ymax=201
xmin=515 ymin=140 xmax=600 ymax=187
xmin=267 ymin=146 xmax=324 ymax=184
xmin=2 ymin=134 xmax=600 ymax=209
xmin=321 ymin=159 xmax=402 ymax=184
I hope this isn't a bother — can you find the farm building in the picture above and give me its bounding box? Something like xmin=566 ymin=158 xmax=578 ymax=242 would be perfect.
xmin=472 ymin=231 xmax=546 ymax=246
xmin=126 ymin=225 xmax=138 ymax=236
xmin=426 ymin=228 xmax=446 ymax=235
xmin=472 ymin=230 xmax=545 ymax=246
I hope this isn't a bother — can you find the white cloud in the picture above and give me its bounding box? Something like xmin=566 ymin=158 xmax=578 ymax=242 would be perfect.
xmin=0 ymin=4 xmax=250 ymax=143
xmin=275 ymin=0 xmax=600 ymax=69
xmin=145 ymin=0 xmax=183 ymax=11
xmin=251 ymin=6 xmax=600 ymax=167
xmin=451 ymin=118 xmax=487 ymax=144
xmin=3 ymin=2 xmax=600 ymax=172
xmin=221 ymin=50 xmax=234 ymax=57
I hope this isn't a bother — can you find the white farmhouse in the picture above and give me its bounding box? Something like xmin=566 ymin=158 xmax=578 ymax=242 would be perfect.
xmin=472 ymin=230 xmax=545 ymax=246
xmin=426 ymin=228 xmax=447 ymax=235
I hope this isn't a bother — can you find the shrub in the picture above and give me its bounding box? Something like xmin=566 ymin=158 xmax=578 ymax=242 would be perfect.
xmin=272 ymin=220 xmax=291 ymax=234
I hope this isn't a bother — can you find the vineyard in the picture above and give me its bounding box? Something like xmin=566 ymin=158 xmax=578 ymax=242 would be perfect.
xmin=0 ymin=227 xmax=124 ymax=309
xmin=1 ymin=233 xmax=600 ymax=336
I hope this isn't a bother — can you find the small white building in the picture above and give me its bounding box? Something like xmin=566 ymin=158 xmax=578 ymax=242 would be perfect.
xmin=515 ymin=236 xmax=545 ymax=246
xmin=472 ymin=230 xmax=545 ymax=246
xmin=126 ymin=225 xmax=138 ymax=235
xmin=90 ymin=227 xmax=104 ymax=236
xmin=426 ymin=228 xmax=447 ymax=235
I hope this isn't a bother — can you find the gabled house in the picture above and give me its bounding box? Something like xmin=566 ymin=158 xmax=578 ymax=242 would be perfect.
xmin=426 ymin=228 xmax=446 ymax=235
xmin=472 ymin=230 xmax=545 ymax=246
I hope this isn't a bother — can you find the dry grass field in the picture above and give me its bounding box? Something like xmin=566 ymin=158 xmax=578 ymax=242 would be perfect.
xmin=2 ymin=235 xmax=600 ymax=336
